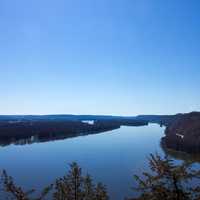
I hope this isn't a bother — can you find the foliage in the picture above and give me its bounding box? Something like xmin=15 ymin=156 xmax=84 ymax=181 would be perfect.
xmin=1 ymin=155 xmax=200 ymax=200
xmin=0 ymin=162 xmax=108 ymax=200
xmin=129 ymin=154 xmax=200 ymax=200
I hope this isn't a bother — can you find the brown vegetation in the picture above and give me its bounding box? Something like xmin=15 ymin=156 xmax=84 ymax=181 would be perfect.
xmin=1 ymin=154 xmax=200 ymax=200
xmin=163 ymin=112 xmax=200 ymax=154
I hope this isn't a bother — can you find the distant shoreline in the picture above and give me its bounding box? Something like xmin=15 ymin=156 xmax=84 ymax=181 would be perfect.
xmin=0 ymin=118 xmax=148 ymax=147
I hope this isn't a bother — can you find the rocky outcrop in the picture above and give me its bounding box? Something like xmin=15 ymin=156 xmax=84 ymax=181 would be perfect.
xmin=162 ymin=112 xmax=200 ymax=154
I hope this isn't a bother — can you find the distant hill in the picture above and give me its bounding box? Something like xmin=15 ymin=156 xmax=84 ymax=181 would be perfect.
xmin=162 ymin=112 xmax=200 ymax=154
xmin=0 ymin=114 xmax=137 ymax=122
xmin=135 ymin=114 xmax=182 ymax=126
xmin=0 ymin=114 xmax=180 ymax=125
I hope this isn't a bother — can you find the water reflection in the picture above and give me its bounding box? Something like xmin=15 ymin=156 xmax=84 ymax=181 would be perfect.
xmin=0 ymin=131 xmax=108 ymax=147
xmin=162 ymin=145 xmax=200 ymax=163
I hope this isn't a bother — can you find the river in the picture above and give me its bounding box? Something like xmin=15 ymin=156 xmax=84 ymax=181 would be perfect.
xmin=0 ymin=123 xmax=198 ymax=200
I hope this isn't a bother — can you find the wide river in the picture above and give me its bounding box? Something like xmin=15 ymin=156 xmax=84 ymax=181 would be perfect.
xmin=0 ymin=124 xmax=198 ymax=200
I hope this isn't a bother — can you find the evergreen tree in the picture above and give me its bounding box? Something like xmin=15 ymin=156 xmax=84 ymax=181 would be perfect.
xmin=1 ymin=162 xmax=109 ymax=200
xmin=1 ymin=155 xmax=200 ymax=200
xmin=1 ymin=170 xmax=52 ymax=200
xmin=83 ymin=175 xmax=95 ymax=200
xmin=129 ymin=154 xmax=200 ymax=200
xmin=94 ymin=183 xmax=108 ymax=200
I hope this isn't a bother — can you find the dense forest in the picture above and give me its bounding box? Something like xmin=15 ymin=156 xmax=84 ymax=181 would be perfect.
xmin=162 ymin=112 xmax=200 ymax=154
xmin=0 ymin=119 xmax=148 ymax=146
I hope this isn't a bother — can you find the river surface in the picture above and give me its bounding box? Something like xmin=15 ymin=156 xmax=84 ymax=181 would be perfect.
xmin=0 ymin=124 xmax=199 ymax=200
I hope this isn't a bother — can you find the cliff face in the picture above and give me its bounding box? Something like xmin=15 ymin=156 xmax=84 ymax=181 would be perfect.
xmin=162 ymin=112 xmax=200 ymax=154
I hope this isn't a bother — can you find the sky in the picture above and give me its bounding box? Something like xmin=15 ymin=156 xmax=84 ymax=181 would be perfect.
xmin=0 ymin=0 xmax=200 ymax=116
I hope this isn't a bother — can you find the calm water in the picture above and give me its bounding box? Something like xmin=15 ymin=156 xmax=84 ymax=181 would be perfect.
xmin=0 ymin=124 xmax=194 ymax=200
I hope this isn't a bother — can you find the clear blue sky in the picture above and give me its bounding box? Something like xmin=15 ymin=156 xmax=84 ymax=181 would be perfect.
xmin=0 ymin=0 xmax=199 ymax=115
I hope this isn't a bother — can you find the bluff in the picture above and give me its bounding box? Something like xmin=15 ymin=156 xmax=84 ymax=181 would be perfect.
xmin=162 ymin=112 xmax=200 ymax=154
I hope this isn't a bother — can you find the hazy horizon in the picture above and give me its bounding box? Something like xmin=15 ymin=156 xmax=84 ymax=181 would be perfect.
xmin=0 ymin=111 xmax=198 ymax=116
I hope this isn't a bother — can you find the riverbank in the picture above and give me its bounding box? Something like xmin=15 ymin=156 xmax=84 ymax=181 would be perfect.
xmin=0 ymin=119 xmax=148 ymax=146
xmin=161 ymin=112 xmax=200 ymax=154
